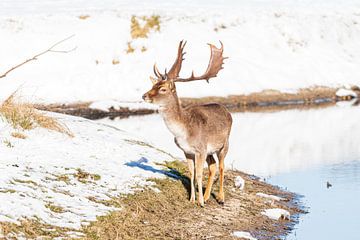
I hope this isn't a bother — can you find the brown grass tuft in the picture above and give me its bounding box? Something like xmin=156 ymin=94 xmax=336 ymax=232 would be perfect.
xmin=130 ymin=15 xmax=160 ymax=39
xmin=0 ymin=218 xmax=77 ymax=239
xmin=0 ymin=93 xmax=73 ymax=137
xmin=11 ymin=132 xmax=27 ymax=139
xmin=112 ymin=59 xmax=120 ymax=65
xmin=79 ymin=15 xmax=90 ymax=20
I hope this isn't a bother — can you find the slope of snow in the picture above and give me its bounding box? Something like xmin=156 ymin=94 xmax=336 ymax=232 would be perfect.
xmin=1 ymin=0 xmax=360 ymax=103
xmin=0 ymin=112 xmax=174 ymax=230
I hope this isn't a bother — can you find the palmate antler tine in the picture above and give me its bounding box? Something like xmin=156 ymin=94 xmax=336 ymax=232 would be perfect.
xmin=167 ymin=40 xmax=187 ymax=79
xmin=174 ymin=41 xmax=227 ymax=83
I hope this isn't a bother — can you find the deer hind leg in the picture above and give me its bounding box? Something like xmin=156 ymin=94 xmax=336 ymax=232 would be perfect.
xmin=185 ymin=153 xmax=195 ymax=203
xmin=216 ymin=142 xmax=229 ymax=204
xmin=195 ymin=152 xmax=206 ymax=207
xmin=204 ymin=155 xmax=216 ymax=202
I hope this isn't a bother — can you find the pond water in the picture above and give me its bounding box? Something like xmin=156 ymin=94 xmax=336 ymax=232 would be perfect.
xmin=98 ymin=103 xmax=360 ymax=239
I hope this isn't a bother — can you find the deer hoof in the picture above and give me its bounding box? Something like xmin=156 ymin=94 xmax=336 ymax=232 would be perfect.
xmin=189 ymin=197 xmax=195 ymax=204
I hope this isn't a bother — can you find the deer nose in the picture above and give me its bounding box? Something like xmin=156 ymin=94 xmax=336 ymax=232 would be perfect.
xmin=142 ymin=93 xmax=148 ymax=100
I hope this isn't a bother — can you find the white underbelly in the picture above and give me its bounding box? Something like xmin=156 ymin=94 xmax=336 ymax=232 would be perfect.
xmin=175 ymin=137 xmax=194 ymax=154
xmin=207 ymin=144 xmax=218 ymax=155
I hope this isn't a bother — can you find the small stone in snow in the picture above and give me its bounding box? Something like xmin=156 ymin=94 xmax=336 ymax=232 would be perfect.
xmin=234 ymin=176 xmax=245 ymax=190
xmin=256 ymin=192 xmax=286 ymax=201
xmin=261 ymin=208 xmax=290 ymax=220
xmin=232 ymin=231 xmax=257 ymax=240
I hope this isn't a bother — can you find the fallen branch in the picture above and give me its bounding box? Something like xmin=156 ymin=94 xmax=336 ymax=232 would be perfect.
xmin=0 ymin=35 xmax=76 ymax=79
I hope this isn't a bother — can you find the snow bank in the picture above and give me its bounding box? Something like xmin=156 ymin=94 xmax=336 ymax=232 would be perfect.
xmin=89 ymin=100 xmax=157 ymax=112
xmin=262 ymin=208 xmax=290 ymax=220
xmin=336 ymin=88 xmax=358 ymax=98
xmin=1 ymin=0 xmax=360 ymax=103
xmin=0 ymin=112 xmax=174 ymax=229
xmin=232 ymin=231 xmax=257 ymax=240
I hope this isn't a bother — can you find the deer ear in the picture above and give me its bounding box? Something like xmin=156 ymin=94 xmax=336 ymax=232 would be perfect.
xmin=149 ymin=76 xmax=158 ymax=85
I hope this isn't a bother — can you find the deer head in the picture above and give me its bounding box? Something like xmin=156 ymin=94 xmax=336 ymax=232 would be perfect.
xmin=142 ymin=40 xmax=227 ymax=105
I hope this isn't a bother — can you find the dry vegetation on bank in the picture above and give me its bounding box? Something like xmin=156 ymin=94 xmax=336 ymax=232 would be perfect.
xmin=0 ymin=93 xmax=73 ymax=137
xmin=0 ymin=160 xmax=304 ymax=239
xmin=35 ymin=86 xmax=359 ymax=120
xmin=82 ymin=161 xmax=304 ymax=240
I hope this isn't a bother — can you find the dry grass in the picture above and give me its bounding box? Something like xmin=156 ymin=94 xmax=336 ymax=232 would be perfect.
xmin=11 ymin=132 xmax=27 ymax=139
xmin=74 ymin=168 xmax=101 ymax=183
xmin=112 ymin=59 xmax=120 ymax=65
xmin=0 ymin=93 xmax=73 ymax=137
xmin=45 ymin=203 xmax=66 ymax=214
xmin=3 ymin=139 xmax=14 ymax=148
xmin=78 ymin=15 xmax=90 ymax=20
xmin=0 ymin=161 xmax=303 ymax=239
xmin=130 ymin=15 xmax=160 ymax=39
xmin=0 ymin=218 xmax=76 ymax=239
xmin=126 ymin=42 xmax=135 ymax=54
xmin=81 ymin=160 xmax=304 ymax=240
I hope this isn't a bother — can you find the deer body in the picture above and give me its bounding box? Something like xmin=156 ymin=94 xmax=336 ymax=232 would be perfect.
xmin=143 ymin=41 xmax=232 ymax=206
xmin=161 ymin=103 xmax=231 ymax=156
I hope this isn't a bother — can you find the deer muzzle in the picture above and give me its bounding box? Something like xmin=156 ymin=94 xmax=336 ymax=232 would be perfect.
xmin=142 ymin=93 xmax=153 ymax=103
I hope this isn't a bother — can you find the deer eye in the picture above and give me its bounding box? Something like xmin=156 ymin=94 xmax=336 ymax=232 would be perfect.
xmin=159 ymin=88 xmax=167 ymax=93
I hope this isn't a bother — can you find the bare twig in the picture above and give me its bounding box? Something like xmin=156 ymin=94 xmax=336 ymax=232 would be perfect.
xmin=0 ymin=35 xmax=76 ymax=79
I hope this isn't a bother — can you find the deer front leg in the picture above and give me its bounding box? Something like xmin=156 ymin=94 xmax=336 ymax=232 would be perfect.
xmin=185 ymin=153 xmax=195 ymax=203
xmin=195 ymin=152 xmax=206 ymax=207
xmin=204 ymin=155 xmax=216 ymax=202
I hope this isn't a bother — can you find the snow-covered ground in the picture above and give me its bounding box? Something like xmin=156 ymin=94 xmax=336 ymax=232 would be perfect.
xmin=1 ymin=0 xmax=360 ymax=103
xmin=0 ymin=112 xmax=174 ymax=231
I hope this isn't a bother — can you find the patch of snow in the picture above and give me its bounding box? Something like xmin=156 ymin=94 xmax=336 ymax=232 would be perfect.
xmin=0 ymin=112 xmax=174 ymax=229
xmin=234 ymin=176 xmax=245 ymax=190
xmin=335 ymin=98 xmax=358 ymax=107
xmin=336 ymin=88 xmax=357 ymax=98
xmin=261 ymin=208 xmax=290 ymax=220
xmin=232 ymin=231 xmax=257 ymax=240
xmin=89 ymin=100 xmax=158 ymax=112
xmin=256 ymin=192 xmax=285 ymax=201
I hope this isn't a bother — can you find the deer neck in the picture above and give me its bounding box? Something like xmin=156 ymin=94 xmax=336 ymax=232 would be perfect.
xmin=158 ymin=94 xmax=187 ymax=138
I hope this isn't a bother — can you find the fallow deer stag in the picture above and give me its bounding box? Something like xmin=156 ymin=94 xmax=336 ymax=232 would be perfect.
xmin=142 ymin=41 xmax=232 ymax=207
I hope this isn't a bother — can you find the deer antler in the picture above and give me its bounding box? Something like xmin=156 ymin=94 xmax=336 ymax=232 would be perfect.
xmin=173 ymin=41 xmax=227 ymax=83
xmin=167 ymin=40 xmax=187 ymax=79
xmin=153 ymin=63 xmax=165 ymax=80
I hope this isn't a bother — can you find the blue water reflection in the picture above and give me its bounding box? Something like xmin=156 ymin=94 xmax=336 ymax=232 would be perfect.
xmin=268 ymin=160 xmax=360 ymax=239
